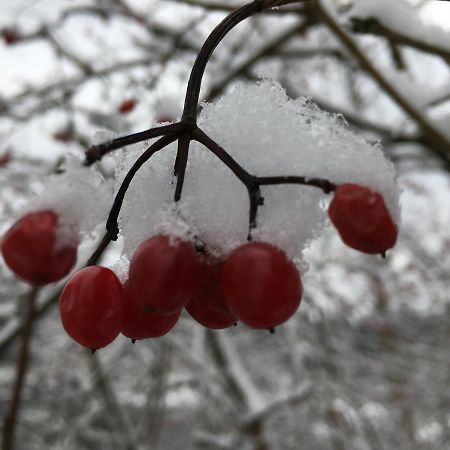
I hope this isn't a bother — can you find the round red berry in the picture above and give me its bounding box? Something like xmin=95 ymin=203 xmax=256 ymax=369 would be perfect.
xmin=60 ymin=266 xmax=124 ymax=350
xmin=121 ymin=282 xmax=180 ymax=340
xmin=118 ymin=99 xmax=136 ymax=114
xmin=222 ymin=242 xmax=302 ymax=329
xmin=128 ymin=234 xmax=199 ymax=315
xmin=2 ymin=29 xmax=19 ymax=45
xmin=328 ymin=184 xmax=398 ymax=254
xmin=186 ymin=253 xmax=236 ymax=329
xmin=1 ymin=210 xmax=77 ymax=286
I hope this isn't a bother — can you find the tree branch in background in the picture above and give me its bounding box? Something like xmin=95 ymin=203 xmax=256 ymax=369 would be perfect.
xmin=2 ymin=288 xmax=38 ymax=450
xmin=350 ymin=17 xmax=450 ymax=63
xmin=314 ymin=0 xmax=450 ymax=170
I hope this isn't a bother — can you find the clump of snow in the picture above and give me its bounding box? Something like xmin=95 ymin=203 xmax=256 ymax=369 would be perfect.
xmin=26 ymin=154 xmax=113 ymax=245
xmin=115 ymin=80 xmax=399 ymax=266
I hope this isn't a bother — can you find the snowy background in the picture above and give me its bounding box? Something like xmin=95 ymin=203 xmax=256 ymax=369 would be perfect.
xmin=0 ymin=0 xmax=449 ymax=449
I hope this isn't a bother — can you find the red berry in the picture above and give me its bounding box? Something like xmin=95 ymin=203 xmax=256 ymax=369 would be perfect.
xmin=1 ymin=210 xmax=77 ymax=286
xmin=59 ymin=266 xmax=124 ymax=350
xmin=118 ymin=99 xmax=136 ymax=114
xmin=121 ymin=282 xmax=180 ymax=340
xmin=328 ymin=184 xmax=398 ymax=254
xmin=222 ymin=242 xmax=302 ymax=329
xmin=128 ymin=234 xmax=199 ymax=315
xmin=0 ymin=152 xmax=10 ymax=167
xmin=186 ymin=254 xmax=236 ymax=329
xmin=53 ymin=130 xmax=73 ymax=142
xmin=2 ymin=29 xmax=19 ymax=45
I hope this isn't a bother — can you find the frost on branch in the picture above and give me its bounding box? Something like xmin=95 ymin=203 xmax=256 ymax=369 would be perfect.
xmin=115 ymin=81 xmax=399 ymax=266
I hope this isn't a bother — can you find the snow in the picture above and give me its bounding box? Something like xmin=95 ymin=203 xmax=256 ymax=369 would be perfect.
xmin=114 ymin=80 xmax=399 ymax=267
xmin=25 ymin=154 xmax=113 ymax=244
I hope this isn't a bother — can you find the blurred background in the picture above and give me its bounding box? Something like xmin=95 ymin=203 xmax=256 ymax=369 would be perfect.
xmin=0 ymin=0 xmax=449 ymax=449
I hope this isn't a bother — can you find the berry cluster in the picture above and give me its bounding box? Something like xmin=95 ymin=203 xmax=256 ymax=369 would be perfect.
xmin=0 ymin=2 xmax=398 ymax=352
xmin=1 ymin=183 xmax=397 ymax=351
xmin=58 ymin=235 xmax=303 ymax=350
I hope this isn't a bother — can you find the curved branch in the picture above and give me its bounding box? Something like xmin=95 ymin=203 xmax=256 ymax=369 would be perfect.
xmin=106 ymin=131 xmax=182 ymax=239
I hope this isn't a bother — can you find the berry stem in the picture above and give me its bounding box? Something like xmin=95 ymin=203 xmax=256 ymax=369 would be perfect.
xmin=257 ymin=176 xmax=337 ymax=193
xmin=86 ymin=230 xmax=115 ymax=266
xmin=84 ymin=121 xmax=185 ymax=165
xmin=182 ymin=1 xmax=265 ymax=121
xmin=106 ymin=132 xmax=182 ymax=240
xmin=174 ymin=134 xmax=191 ymax=202
xmin=193 ymin=127 xmax=254 ymax=185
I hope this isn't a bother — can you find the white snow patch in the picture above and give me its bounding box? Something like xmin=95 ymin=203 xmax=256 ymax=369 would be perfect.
xmin=114 ymin=81 xmax=399 ymax=264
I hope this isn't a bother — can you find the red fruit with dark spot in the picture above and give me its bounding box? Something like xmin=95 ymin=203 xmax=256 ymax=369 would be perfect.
xmin=118 ymin=99 xmax=136 ymax=114
xmin=1 ymin=210 xmax=77 ymax=286
xmin=186 ymin=253 xmax=236 ymax=329
xmin=328 ymin=183 xmax=398 ymax=254
xmin=128 ymin=234 xmax=199 ymax=315
xmin=60 ymin=266 xmax=124 ymax=350
xmin=121 ymin=282 xmax=180 ymax=340
xmin=222 ymin=242 xmax=302 ymax=329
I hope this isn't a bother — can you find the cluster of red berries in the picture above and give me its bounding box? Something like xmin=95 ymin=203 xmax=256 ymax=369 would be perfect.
xmin=0 ymin=184 xmax=397 ymax=351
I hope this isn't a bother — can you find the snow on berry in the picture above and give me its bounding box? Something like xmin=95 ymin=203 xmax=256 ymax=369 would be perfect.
xmin=114 ymin=80 xmax=399 ymax=268
xmin=26 ymin=154 xmax=113 ymax=245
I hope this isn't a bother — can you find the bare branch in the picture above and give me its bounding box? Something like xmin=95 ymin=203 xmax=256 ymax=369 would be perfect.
xmin=2 ymin=288 xmax=38 ymax=450
xmin=314 ymin=0 xmax=450 ymax=169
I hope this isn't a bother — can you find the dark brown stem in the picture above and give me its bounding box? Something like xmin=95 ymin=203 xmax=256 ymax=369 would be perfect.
xmin=193 ymin=127 xmax=254 ymax=186
xmin=182 ymin=1 xmax=265 ymax=120
xmin=105 ymin=131 xmax=182 ymax=240
xmin=257 ymin=175 xmax=336 ymax=193
xmin=84 ymin=122 xmax=185 ymax=166
xmin=174 ymin=134 xmax=192 ymax=201
xmin=2 ymin=288 xmax=38 ymax=450
xmin=86 ymin=230 xmax=115 ymax=266
xmin=182 ymin=0 xmax=306 ymax=120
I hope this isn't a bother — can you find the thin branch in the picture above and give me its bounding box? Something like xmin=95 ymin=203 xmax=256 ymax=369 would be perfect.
xmin=257 ymin=175 xmax=336 ymax=193
xmin=206 ymin=20 xmax=313 ymax=102
xmin=350 ymin=17 xmax=450 ymax=63
xmin=2 ymin=288 xmax=38 ymax=450
xmin=169 ymin=0 xmax=310 ymax=13
xmin=84 ymin=122 xmax=185 ymax=166
xmin=105 ymin=132 xmax=182 ymax=239
xmin=314 ymin=0 xmax=450 ymax=169
xmin=87 ymin=353 xmax=138 ymax=450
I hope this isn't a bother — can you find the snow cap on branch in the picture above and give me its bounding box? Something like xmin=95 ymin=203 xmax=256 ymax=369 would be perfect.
xmin=116 ymin=80 xmax=399 ymax=266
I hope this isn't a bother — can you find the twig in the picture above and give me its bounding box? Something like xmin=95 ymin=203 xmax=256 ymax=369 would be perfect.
xmin=2 ymin=288 xmax=38 ymax=450
xmin=350 ymin=17 xmax=450 ymax=63
xmin=87 ymin=353 xmax=138 ymax=450
xmin=314 ymin=0 xmax=450 ymax=169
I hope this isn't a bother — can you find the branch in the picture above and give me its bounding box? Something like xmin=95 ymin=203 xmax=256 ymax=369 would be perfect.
xmin=2 ymin=288 xmax=38 ymax=450
xmin=169 ymin=0 xmax=310 ymax=13
xmin=350 ymin=17 xmax=450 ymax=63
xmin=206 ymin=20 xmax=314 ymax=102
xmin=87 ymin=353 xmax=138 ymax=450
xmin=314 ymin=0 xmax=450 ymax=169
